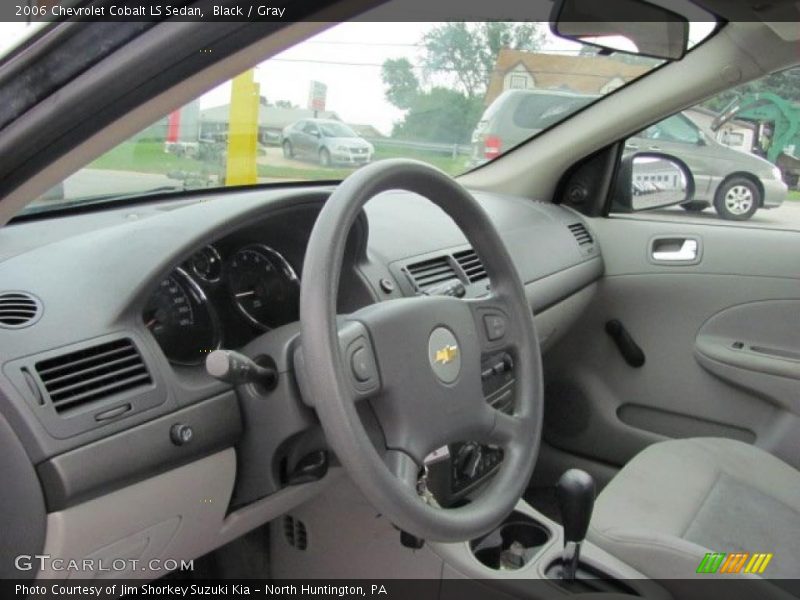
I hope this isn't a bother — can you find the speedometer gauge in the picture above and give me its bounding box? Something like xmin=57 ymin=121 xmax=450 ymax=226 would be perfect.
xmin=143 ymin=269 xmax=220 ymax=365
xmin=227 ymin=244 xmax=299 ymax=329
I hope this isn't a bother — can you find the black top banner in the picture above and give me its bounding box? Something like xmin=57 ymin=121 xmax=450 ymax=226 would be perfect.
xmin=0 ymin=0 xmax=787 ymax=23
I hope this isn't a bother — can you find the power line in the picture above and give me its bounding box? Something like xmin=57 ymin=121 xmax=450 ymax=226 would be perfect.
xmin=268 ymin=57 xmax=648 ymax=80
xmin=305 ymin=40 xmax=424 ymax=47
xmin=303 ymin=40 xmax=588 ymax=54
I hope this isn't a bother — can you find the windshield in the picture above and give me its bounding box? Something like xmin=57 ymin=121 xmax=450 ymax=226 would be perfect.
xmin=21 ymin=21 xmax=715 ymax=215
xmin=319 ymin=122 xmax=359 ymax=138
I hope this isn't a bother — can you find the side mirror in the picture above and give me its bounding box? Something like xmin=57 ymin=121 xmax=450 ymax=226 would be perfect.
xmin=613 ymin=153 xmax=695 ymax=213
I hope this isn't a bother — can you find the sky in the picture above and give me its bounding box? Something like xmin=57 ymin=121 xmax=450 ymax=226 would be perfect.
xmin=0 ymin=19 xmax=716 ymax=136
xmin=199 ymin=22 xmax=585 ymax=135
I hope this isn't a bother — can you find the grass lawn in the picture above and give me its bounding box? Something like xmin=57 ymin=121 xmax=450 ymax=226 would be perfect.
xmin=88 ymin=139 xmax=472 ymax=182
xmin=257 ymin=164 xmax=353 ymax=181
xmin=788 ymin=190 xmax=800 ymax=202
xmin=90 ymin=140 xmax=210 ymax=175
xmin=373 ymin=144 xmax=470 ymax=176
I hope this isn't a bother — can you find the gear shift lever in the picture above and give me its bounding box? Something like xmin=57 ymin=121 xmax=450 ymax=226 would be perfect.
xmin=556 ymin=469 xmax=596 ymax=582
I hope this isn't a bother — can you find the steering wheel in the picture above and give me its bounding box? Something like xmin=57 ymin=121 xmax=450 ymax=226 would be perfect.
xmin=298 ymin=159 xmax=543 ymax=542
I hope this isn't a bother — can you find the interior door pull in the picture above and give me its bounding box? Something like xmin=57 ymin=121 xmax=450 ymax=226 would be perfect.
xmin=651 ymin=238 xmax=699 ymax=262
xmin=605 ymin=320 xmax=645 ymax=368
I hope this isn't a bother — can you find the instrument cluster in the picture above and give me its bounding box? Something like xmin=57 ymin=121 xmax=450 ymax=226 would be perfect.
xmin=143 ymin=243 xmax=300 ymax=366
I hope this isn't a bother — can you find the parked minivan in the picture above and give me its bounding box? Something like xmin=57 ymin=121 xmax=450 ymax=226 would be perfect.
xmin=471 ymin=89 xmax=787 ymax=220
xmin=470 ymin=89 xmax=595 ymax=167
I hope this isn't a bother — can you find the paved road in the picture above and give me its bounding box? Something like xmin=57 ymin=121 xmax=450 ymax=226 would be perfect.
xmin=258 ymin=146 xmax=359 ymax=173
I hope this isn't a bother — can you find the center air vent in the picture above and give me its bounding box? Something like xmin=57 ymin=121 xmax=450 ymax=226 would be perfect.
xmin=405 ymin=255 xmax=457 ymax=290
xmin=568 ymin=222 xmax=593 ymax=246
xmin=35 ymin=338 xmax=152 ymax=414
xmin=0 ymin=291 xmax=41 ymax=328
xmin=453 ymin=249 xmax=487 ymax=283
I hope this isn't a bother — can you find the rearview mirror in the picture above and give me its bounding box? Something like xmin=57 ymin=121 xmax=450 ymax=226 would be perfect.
xmin=551 ymin=0 xmax=690 ymax=60
xmin=613 ymin=153 xmax=695 ymax=212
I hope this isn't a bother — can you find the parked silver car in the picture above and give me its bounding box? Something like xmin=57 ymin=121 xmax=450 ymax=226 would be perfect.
xmin=628 ymin=112 xmax=786 ymax=220
xmin=281 ymin=119 xmax=374 ymax=167
xmin=472 ymin=89 xmax=787 ymax=220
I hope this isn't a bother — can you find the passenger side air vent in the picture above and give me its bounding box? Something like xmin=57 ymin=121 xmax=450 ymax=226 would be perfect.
xmin=568 ymin=222 xmax=593 ymax=246
xmin=35 ymin=338 xmax=152 ymax=414
xmin=283 ymin=515 xmax=308 ymax=550
xmin=405 ymin=255 xmax=458 ymax=290
xmin=0 ymin=291 xmax=41 ymax=328
xmin=453 ymin=249 xmax=487 ymax=283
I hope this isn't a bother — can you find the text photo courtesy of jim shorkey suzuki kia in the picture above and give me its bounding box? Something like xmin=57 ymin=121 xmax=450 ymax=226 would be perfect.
xmin=16 ymin=584 xmax=391 ymax=597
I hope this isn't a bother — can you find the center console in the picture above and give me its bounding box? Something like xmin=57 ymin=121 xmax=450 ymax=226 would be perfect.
xmin=425 ymin=349 xmax=514 ymax=505
xmin=412 ymin=339 xmax=669 ymax=598
xmin=430 ymin=496 xmax=671 ymax=600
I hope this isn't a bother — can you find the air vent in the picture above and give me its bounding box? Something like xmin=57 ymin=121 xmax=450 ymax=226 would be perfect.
xmin=0 ymin=291 xmax=41 ymax=328
xmin=453 ymin=249 xmax=487 ymax=283
xmin=568 ymin=222 xmax=593 ymax=246
xmin=405 ymin=255 xmax=458 ymax=290
xmin=35 ymin=338 xmax=152 ymax=414
xmin=283 ymin=515 xmax=308 ymax=550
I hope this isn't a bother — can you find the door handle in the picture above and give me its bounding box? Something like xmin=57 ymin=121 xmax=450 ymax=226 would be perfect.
xmin=651 ymin=237 xmax=701 ymax=263
xmin=647 ymin=145 xmax=661 ymax=151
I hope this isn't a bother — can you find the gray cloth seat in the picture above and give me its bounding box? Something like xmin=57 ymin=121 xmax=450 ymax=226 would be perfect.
xmin=587 ymin=437 xmax=800 ymax=582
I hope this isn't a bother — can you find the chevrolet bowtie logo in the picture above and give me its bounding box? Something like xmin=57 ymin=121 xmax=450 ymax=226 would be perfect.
xmin=434 ymin=344 xmax=459 ymax=365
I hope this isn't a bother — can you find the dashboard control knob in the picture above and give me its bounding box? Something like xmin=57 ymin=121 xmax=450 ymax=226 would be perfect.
xmin=170 ymin=423 xmax=193 ymax=446
xmin=379 ymin=278 xmax=395 ymax=293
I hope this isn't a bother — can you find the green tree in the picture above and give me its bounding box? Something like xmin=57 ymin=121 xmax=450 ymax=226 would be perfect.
xmin=381 ymin=58 xmax=419 ymax=110
xmin=391 ymin=88 xmax=483 ymax=144
xmin=382 ymin=22 xmax=544 ymax=143
xmin=421 ymin=22 xmax=545 ymax=99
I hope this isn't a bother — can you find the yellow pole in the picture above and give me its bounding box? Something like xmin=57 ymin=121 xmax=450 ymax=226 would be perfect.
xmin=225 ymin=70 xmax=260 ymax=186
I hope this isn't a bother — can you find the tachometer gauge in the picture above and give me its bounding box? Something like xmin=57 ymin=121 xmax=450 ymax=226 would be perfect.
xmin=189 ymin=245 xmax=223 ymax=283
xmin=143 ymin=268 xmax=220 ymax=365
xmin=227 ymin=244 xmax=299 ymax=330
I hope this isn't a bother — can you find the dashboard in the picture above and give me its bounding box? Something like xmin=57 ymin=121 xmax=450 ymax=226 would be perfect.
xmin=136 ymin=198 xmax=370 ymax=369
xmin=0 ymin=183 xmax=602 ymax=579
xmin=144 ymin=243 xmax=300 ymax=366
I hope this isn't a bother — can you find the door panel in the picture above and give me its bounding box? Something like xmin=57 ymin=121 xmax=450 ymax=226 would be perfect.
xmin=544 ymin=217 xmax=800 ymax=470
